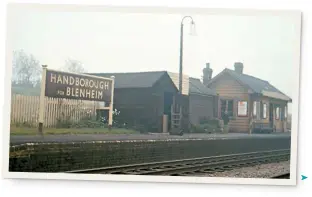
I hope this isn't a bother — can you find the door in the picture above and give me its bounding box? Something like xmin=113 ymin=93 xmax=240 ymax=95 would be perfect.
xmin=164 ymin=92 xmax=174 ymax=130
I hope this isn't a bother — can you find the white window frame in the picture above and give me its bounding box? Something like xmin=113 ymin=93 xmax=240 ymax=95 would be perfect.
xmin=237 ymin=101 xmax=248 ymax=117
xmin=276 ymin=107 xmax=280 ymax=120
xmin=263 ymin=103 xmax=267 ymax=119
xmin=253 ymin=101 xmax=257 ymax=117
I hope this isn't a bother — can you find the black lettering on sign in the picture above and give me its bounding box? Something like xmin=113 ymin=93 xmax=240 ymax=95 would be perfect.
xmin=45 ymin=69 xmax=113 ymax=102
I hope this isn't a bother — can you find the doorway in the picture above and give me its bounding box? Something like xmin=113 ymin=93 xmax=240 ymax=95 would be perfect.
xmin=164 ymin=92 xmax=174 ymax=131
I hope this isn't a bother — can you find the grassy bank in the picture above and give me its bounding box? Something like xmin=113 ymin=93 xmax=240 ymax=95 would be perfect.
xmin=10 ymin=126 xmax=139 ymax=136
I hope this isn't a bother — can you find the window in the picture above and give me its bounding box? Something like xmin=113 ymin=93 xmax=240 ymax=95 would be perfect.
xmin=220 ymin=99 xmax=234 ymax=117
xmin=276 ymin=107 xmax=280 ymax=120
xmin=253 ymin=101 xmax=257 ymax=117
xmin=262 ymin=103 xmax=267 ymax=119
xmin=285 ymin=106 xmax=287 ymax=119
xmin=237 ymin=101 xmax=248 ymax=117
xmin=253 ymin=101 xmax=262 ymax=119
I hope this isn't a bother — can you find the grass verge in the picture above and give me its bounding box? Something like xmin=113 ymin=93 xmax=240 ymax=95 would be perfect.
xmin=10 ymin=126 xmax=139 ymax=136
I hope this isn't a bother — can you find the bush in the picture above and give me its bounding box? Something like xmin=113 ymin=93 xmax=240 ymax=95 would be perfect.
xmin=191 ymin=117 xmax=222 ymax=133
xmin=70 ymin=115 xmax=106 ymax=128
xmin=199 ymin=117 xmax=221 ymax=127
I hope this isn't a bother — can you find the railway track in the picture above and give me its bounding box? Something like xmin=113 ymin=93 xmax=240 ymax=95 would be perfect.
xmin=67 ymin=149 xmax=290 ymax=176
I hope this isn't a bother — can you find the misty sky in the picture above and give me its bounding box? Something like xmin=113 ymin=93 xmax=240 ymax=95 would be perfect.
xmin=7 ymin=6 xmax=301 ymax=112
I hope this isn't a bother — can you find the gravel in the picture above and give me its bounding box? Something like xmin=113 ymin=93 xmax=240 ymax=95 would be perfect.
xmin=190 ymin=161 xmax=290 ymax=178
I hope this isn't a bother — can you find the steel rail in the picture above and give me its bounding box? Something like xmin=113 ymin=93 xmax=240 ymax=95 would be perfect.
xmin=66 ymin=149 xmax=290 ymax=175
xmin=141 ymin=152 xmax=289 ymax=175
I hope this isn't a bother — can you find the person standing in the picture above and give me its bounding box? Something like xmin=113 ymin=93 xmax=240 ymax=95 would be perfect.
xmin=222 ymin=111 xmax=230 ymax=133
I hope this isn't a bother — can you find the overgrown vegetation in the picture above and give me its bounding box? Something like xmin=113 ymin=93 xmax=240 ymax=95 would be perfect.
xmin=190 ymin=117 xmax=223 ymax=134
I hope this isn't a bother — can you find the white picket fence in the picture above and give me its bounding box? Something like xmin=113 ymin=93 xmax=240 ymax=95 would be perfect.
xmin=10 ymin=94 xmax=101 ymax=127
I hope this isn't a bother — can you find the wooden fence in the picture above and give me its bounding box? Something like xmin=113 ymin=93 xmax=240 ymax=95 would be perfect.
xmin=10 ymin=94 xmax=102 ymax=127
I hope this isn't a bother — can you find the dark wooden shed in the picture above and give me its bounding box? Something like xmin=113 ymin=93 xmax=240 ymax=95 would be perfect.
xmin=189 ymin=77 xmax=218 ymax=125
xmin=89 ymin=71 xmax=218 ymax=133
xmin=89 ymin=71 xmax=179 ymax=133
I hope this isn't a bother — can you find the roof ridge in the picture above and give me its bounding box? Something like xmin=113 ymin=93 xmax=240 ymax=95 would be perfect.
xmin=189 ymin=77 xmax=201 ymax=80
xmin=89 ymin=70 xmax=167 ymax=75
xmin=226 ymin=68 xmax=269 ymax=83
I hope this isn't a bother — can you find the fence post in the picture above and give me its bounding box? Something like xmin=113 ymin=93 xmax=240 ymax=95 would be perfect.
xmin=108 ymin=76 xmax=115 ymax=130
xmin=38 ymin=65 xmax=48 ymax=135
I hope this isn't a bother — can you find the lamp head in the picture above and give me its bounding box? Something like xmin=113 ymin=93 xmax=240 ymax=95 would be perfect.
xmin=189 ymin=20 xmax=196 ymax=36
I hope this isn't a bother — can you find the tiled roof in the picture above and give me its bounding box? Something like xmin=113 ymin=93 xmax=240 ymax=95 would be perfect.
xmin=87 ymin=71 xmax=167 ymax=89
xmin=88 ymin=71 xmax=216 ymax=96
xmin=189 ymin=77 xmax=217 ymax=96
xmin=209 ymin=68 xmax=291 ymax=101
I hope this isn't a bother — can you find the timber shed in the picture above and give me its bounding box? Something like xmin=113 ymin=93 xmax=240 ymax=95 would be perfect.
xmin=204 ymin=62 xmax=292 ymax=133
xmin=188 ymin=77 xmax=218 ymax=125
xmin=88 ymin=71 xmax=217 ymax=133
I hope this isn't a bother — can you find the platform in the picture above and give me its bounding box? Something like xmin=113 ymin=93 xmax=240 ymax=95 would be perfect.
xmin=9 ymin=132 xmax=291 ymax=145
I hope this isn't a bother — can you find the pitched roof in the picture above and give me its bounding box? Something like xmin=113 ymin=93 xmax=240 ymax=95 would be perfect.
xmin=88 ymin=71 xmax=216 ymax=96
xmin=87 ymin=71 xmax=167 ymax=89
xmin=189 ymin=77 xmax=217 ymax=96
xmin=208 ymin=68 xmax=291 ymax=101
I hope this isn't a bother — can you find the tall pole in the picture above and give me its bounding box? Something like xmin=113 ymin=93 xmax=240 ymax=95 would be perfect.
xmin=179 ymin=23 xmax=184 ymax=96
xmin=178 ymin=16 xmax=194 ymax=99
xmin=108 ymin=76 xmax=115 ymax=130
xmin=176 ymin=16 xmax=194 ymax=130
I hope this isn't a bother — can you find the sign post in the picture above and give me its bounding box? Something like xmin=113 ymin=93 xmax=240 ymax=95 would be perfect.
xmin=39 ymin=67 xmax=114 ymax=134
xmin=108 ymin=76 xmax=115 ymax=130
xmin=38 ymin=65 xmax=48 ymax=135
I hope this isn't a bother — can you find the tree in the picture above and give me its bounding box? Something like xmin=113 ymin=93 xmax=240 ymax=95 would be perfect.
xmin=61 ymin=58 xmax=87 ymax=74
xmin=12 ymin=50 xmax=41 ymax=86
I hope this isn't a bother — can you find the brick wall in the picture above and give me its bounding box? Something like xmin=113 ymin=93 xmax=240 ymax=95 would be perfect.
xmin=9 ymin=137 xmax=291 ymax=173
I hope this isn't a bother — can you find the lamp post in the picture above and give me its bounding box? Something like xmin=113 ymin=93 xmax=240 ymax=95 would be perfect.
xmin=179 ymin=16 xmax=196 ymax=95
xmin=174 ymin=16 xmax=196 ymax=132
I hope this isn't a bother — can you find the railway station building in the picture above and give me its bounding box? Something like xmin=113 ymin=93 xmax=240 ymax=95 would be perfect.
xmin=204 ymin=62 xmax=292 ymax=133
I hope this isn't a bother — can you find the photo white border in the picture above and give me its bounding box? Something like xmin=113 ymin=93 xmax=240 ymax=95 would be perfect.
xmin=2 ymin=3 xmax=302 ymax=186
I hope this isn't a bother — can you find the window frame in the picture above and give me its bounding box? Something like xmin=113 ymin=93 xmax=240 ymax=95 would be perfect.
xmin=253 ymin=101 xmax=257 ymax=117
xmin=237 ymin=100 xmax=248 ymax=117
xmin=275 ymin=106 xmax=280 ymax=120
xmin=262 ymin=103 xmax=267 ymax=119
xmin=220 ymin=99 xmax=234 ymax=117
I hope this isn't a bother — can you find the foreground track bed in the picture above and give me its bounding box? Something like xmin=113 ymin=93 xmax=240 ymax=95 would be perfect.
xmin=192 ymin=161 xmax=290 ymax=178
xmin=67 ymin=149 xmax=290 ymax=177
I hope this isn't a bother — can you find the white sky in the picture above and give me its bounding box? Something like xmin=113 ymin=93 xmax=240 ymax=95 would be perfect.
xmin=7 ymin=6 xmax=301 ymax=112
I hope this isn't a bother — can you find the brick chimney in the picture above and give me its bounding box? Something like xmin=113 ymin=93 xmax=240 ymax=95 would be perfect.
xmin=203 ymin=63 xmax=213 ymax=86
xmin=234 ymin=62 xmax=244 ymax=74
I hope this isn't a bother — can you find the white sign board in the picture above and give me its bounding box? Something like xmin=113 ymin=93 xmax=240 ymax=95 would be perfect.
xmin=237 ymin=101 xmax=248 ymax=116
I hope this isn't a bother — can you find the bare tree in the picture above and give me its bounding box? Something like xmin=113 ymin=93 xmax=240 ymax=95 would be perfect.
xmin=12 ymin=50 xmax=41 ymax=86
xmin=61 ymin=58 xmax=87 ymax=74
